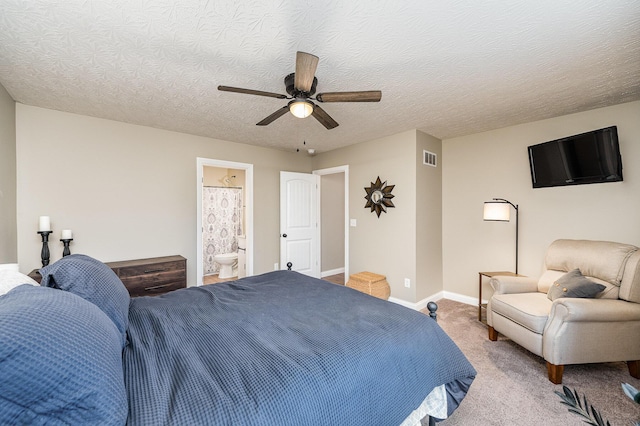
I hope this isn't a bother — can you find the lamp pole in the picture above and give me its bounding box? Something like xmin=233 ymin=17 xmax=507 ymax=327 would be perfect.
xmin=492 ymin=198 xmax=519 ymax=274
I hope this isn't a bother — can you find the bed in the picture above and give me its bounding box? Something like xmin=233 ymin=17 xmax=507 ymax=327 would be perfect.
xmin=0 ymin=255 xmax=475 ymax=425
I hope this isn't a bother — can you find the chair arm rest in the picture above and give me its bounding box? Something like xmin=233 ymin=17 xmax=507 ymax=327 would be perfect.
xmin=490 ymin=276 xmax=538 ymax=295
xmin=548 ymin=299 xmax=640 ymax=323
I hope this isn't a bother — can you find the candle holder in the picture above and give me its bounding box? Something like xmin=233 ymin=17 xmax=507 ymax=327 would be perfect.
xmin=61 ymin=238 xmax=73 ymax=257
xmin=37 ymin=231 xmax=52 ymax=267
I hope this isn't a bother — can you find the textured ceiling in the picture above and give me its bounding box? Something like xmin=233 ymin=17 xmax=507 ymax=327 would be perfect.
xmin=1 ymin=1 xmax=639 ymax=153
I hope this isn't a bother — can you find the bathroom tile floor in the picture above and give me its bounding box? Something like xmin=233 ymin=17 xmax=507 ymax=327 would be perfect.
xmin=202 ymin=274 xmax=237 ymax=285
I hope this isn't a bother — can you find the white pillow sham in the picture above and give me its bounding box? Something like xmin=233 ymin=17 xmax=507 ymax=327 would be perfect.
xmin=0 ymin=263 xmax=19 ymax=272
xmin=0 ymin=270 xmax=39 ymax=296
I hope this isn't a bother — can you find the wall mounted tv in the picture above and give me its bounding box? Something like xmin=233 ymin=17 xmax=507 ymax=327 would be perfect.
xmin=528 ymin=126 xmax=623 ymax=188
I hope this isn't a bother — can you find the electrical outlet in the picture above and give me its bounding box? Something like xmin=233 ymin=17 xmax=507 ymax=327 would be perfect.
xmin=274 ymin=263 xmax=279 ymax=270
xmin=404 ymin=278 xmax=410 ymax=288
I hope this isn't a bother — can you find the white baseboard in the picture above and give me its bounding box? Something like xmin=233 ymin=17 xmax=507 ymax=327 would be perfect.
xmin=388 ymin=291 xmax=478 ymax=311
xmin=442 ymin=291 xmax=478 ymax=306
xmin=321 ymin=267 xmax=345 ymax=278
xmin=388 ymin=291 xmax=444 ymax=311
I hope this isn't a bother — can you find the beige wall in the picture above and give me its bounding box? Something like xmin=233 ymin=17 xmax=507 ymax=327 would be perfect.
xmin=320 ymin=172 xmax=344 ymax=273
xmin=313 ymin=130 xmax=420 ymax=301
xmin=442 ymin=101 xmax=640 ymax=301
xmin=0 ymin=84 xmax=17 ymax=263
xmin=203 ymin=167 xmax=245 ymax=189
xmin=203 ymin=166 xmax=228 ymax=186
xmin=15 ymin=105 xmax=312 ymax=282
xmin=12 ymin=98 xmax=638 ymax=306
xmin=416 ymin=131 xmax=443 ymax=300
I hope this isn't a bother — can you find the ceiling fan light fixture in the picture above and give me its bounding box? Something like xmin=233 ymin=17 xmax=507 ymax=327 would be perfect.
xmin=289 ymin=99 xmax=313 ymax=118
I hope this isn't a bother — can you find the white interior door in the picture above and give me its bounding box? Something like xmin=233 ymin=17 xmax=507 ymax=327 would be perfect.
xmin=280 ymin=171 xmax=320 ymax=277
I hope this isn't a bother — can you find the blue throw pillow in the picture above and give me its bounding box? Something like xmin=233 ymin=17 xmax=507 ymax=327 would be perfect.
xmin=547 ymin=268 xmax=606 ymax=301
xmin=40 ymin=254 xmax=130 ymax=347
xmin=0 ymin=285 xmax=127 ymax=425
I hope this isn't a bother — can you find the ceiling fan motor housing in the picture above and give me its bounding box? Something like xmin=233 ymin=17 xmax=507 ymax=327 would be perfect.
xmin=285 ymin=73 xmax=317 ymax=97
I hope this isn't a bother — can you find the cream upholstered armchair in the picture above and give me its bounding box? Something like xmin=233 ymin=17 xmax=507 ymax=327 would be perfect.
xmin=487 ymin=239 xmax=640 ymax=384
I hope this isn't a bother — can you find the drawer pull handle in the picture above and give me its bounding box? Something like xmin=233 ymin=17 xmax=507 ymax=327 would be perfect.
xmin=143 ymin=268 xmax=168 ymax=274
xmin=144 ymin=283 xmax=172 ymax=291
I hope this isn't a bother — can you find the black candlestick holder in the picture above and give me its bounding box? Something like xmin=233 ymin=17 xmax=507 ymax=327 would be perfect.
xmin=38 ymin=230 xmax=52 ymax=267
xmin=61 ymin=238 xmax=73 ymax=257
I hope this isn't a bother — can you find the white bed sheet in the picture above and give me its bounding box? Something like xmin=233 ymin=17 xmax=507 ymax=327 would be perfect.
xmin=400 ymin=384 xmax=447 ymax=425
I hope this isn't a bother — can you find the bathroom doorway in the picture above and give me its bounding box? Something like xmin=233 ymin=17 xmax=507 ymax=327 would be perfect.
xmin=196 ymin=158 xmax=253 ymax=286
xmin=314 ymin=165 xmax=349 ymax=283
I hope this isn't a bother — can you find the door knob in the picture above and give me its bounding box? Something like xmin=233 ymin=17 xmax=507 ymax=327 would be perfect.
xmin=282 ymin=234 xmax=287 ymax=238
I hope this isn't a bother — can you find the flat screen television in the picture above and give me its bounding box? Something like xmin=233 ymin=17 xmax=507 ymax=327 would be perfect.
xmin=528 ymin=126 xmax=623 ymax=188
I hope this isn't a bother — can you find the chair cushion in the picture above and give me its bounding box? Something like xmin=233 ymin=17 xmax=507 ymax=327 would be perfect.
xmin=537 ymin=270 xmax=566 ymax=293
xmin=491 ymin=292 xmax=552 ymax=334
xmin=545 ymin=239 xmax=637 ymax=286
xmin=547 ymin=269 xmax=606 ymax=301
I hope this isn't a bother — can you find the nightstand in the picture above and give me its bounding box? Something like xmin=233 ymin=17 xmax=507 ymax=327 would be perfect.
xmin=28 ymin=255 xmax=186 ymax=297
xmin=108 ymin=255 xmax=186 ymax=297
xmin=478 ymin=271 xmax=523 ymax=323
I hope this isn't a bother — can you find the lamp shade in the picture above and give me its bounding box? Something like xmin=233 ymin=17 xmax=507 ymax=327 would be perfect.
xmin=289 ymin=100 xmax=313 ymax=118
xmin=483 ymin=201 xmax=510 ymax=221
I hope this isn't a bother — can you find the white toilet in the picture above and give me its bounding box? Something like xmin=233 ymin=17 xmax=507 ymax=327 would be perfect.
xmin=213 ymin=252 xmax=238 ymax=279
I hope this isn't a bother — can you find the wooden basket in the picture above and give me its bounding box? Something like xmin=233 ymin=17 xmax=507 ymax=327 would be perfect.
xmin=346 ymin=271 xmax=390 ymax=300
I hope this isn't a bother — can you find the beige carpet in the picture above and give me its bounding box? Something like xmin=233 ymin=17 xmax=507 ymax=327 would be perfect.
xmin=426 ymin=299 xmax=640 ymax=426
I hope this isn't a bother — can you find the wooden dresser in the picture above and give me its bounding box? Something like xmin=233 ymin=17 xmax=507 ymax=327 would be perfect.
xmin=107 ymin=255 xmax=186 ymax=297
xmin=29 ymin=255 xmax=187 ymax=297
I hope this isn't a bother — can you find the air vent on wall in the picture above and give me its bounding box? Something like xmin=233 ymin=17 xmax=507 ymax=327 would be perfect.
xmin=423 ymin=150 xmax=437 ymax=167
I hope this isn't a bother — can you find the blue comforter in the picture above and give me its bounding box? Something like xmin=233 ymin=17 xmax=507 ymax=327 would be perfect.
xmin=124 ymin=271 xmax=475 ymax=425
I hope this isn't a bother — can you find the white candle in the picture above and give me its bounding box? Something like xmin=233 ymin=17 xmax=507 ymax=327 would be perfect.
xmin=61 ymin=229 xmax=73 ymax=240
xmin=38 ymin=216 xmax=51 ymax=232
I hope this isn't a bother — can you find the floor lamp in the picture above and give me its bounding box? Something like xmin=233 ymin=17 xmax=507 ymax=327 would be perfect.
xmin=483 ymin=198 xmax=519 ymax=274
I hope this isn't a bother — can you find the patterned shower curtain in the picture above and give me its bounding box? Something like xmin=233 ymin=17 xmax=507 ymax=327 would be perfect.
xmin=203 ymin=187 xmax=243 ymax=275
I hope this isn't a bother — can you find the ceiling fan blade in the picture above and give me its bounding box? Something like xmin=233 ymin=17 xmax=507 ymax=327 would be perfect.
xmin=218 ymin=85 xmax=287 ymax=99
xmin=294 ymin=51 xmax=319 ymax=93
xmin=316 ymin=90 xmax=382 ymax=102
xmin=256 ymin=106 xmax=290 ymax=126
xmin=311 ymin=104 xmax=339 ymax=130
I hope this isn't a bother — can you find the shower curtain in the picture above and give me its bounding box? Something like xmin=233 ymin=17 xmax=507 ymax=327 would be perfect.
xmin=203 ymin=187 xmax=243 ymax=275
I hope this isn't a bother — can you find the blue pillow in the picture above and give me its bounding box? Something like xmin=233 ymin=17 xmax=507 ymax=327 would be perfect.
xmin=547 ymin=268 xmax=606 ymax=301
xmin=40 ymin=254 xmax=130 ymax=347
xmin=0 ymin=285 xmax=127 ymax=425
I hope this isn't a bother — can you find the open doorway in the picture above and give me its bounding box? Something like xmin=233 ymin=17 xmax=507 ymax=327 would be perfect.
xmin=196 ymin=158 xmax=253 ymax=286
xmin=314 ymin=165 xmax=349 ymax=284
